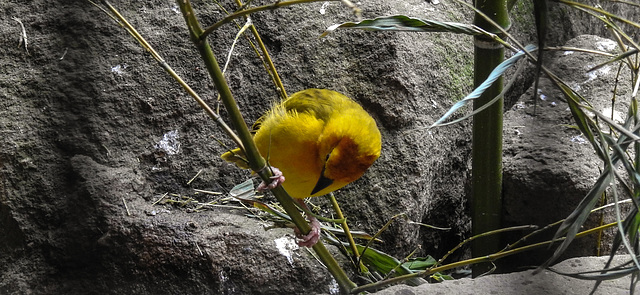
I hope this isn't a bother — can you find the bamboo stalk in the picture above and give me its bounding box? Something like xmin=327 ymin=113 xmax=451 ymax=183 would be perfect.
xmin=471 ymin=0 xmax=510 ymax=277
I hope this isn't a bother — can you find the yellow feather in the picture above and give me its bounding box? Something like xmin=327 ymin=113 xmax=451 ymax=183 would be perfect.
xmin=221 ymin=89 xmax=382 ymax=199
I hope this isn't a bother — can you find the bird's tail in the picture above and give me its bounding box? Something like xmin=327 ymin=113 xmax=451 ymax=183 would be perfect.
xmin=221 ymin=148 xmax=251 ymax=169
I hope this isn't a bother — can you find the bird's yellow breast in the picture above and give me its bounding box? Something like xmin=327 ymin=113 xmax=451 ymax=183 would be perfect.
xmin=229 ymin=89 xmax=381 ymax=199
xmin=253 ymin=109 xmax=327 ymax=198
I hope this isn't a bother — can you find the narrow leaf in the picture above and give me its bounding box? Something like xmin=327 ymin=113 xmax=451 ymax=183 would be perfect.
xmin=588 ymin=49 xmax=639 ymax=73
xmin=430 ymin=44 xmax=537 ymax=128
xmin=545 ymin=72 xmax=605 ymax=158
xmin=338 ymin=241 xmax=426 ymax=286
xmin=402 ymin=256 xmax=438 ymax=270
xmin=322 ymin=15 xmax=491 ymax=37
xmin=532 ymin=0 xmax=548 ymax=113
xmin=549 ymin=264 xmax=638 ymax=281
xmin=229 ymin=179 xmax=256 ymax=199
xmin=536 ymin=168 xmax=614 ymax=272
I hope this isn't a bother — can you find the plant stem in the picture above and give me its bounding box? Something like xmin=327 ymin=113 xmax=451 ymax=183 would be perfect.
xmin=327 ymin=193 xmax=362 ymax=266
xmin=177 ymin=1 xmax=355 ymax=292
xmin=471 ymin=0 xmax=510 ymax=277
xmin=435 ymin=225 xmax=536 ymax=268
xmin=233 ymin=0 xmax=288 ymax=99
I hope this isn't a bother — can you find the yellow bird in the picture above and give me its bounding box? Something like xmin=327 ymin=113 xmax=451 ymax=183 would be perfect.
xmin=222 ymin=88 xmax=382 ymax=246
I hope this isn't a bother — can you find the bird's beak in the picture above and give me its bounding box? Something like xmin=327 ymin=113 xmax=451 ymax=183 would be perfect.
xmin=311 ymin=165 xmax=333 ymax=195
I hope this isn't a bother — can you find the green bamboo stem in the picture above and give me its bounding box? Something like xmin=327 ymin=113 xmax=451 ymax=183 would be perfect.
xmin=327 ymin=193 xmax=362 ymax=265
xmin=471 ymin=0 xmax=510 ymax=277
xmin=470 ymin=43 xmax=504 ymax=275
xmin=177 ymin=1 xmax=355 ymax=292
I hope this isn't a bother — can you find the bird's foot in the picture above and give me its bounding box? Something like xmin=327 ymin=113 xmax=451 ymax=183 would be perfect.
xmin=256 ymin=167 xmax=285 ymax=192
xmin=294 ymin=216 xmax=321 ymax=247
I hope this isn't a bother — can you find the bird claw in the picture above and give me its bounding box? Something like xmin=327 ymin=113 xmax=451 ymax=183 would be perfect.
xmin=294 ymin=217 xmax=321 ymax=247
xmin=256 ymin=167 xmax=285 ymax=192
xmin=256 ymin=168 xmax=319 ymax=247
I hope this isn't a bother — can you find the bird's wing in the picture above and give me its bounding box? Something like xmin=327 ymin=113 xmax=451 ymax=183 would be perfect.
xmin=282 ymin=89 xmax=344 ymax=121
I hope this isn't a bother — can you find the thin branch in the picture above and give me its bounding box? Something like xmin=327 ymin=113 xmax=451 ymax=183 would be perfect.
xmin=200 ymin=0 xmax=341 ymax=40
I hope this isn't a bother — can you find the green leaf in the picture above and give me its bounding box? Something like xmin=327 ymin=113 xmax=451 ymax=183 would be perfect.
xmin=342 ymin=243 xmax=426 ymax=286
xmin=548 ymin=262 xmax=639 ymax=281
xmin=608 ymin=208 xmax=640 ymax=266
xmin=322 ymin=15 xmax=491 ymax=37
xmin=356 ymin=246 xmax=414 ymax=275
xmin=545 ymin=71 xmax=605 ymax=158
xmin=430 ymin=44 xmax=536 ymax=128
xmin=402 ymin=256 xmax=438 ymax=270
xmin=430 ymin=272 xmax=455 ymax=282
xmin=536 ymin=167 xmax=614 ymax=272
xmin=229 ymin=179 xmax=256 ymax=199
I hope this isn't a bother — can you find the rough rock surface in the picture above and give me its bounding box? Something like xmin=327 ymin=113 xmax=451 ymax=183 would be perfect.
xmin=502 ymin=35 xmax=633 ymax=269
xmin=1 ymin=1 xmax=474 ymax=294
xmin=374 ymin=255 xmax=639 ymax=295
xmin=1 ymin=0 xmax=637 ymax=294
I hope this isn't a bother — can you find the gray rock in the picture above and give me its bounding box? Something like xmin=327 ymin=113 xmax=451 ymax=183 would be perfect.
xmin=502 ymin=35 xmax=633 ymax=269
xmin=374 ymin=255 xmax=639 ymax=295
xmin=0 ymin=0 xmax=474 ymax=293
xmin=2 ymin=0 xmax=633 ymax=293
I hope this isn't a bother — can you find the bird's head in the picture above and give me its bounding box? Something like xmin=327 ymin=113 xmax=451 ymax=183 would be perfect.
xmin=311 ymin=112 xmax=381 ymax=196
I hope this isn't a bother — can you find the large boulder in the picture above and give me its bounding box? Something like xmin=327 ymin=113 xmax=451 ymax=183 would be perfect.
xmin=1 ymin=1 xmax=475 ymax=293
xmin=502 ymin=35 xmax=632 ymax=269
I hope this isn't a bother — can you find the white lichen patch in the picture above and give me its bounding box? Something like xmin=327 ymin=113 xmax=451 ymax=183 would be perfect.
xmin=110 ymin=64 xmax=127 ymax=75
xmin=596 ymin=39 xmax=617 ymax=52
xmin=319 ymin=2 xmax=330 ymax=14
xmin=584 ymin=65 xmax=611 ymax=84
xmin=274 ymin=236 xmax=299 ymax=266
xmin=570 ymin=134 xmax=587 ymax=144
xmin=328 ymin=279 xmax=340 ymax=295
xmin=155 ymin=130 xmax=180 ymax=155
